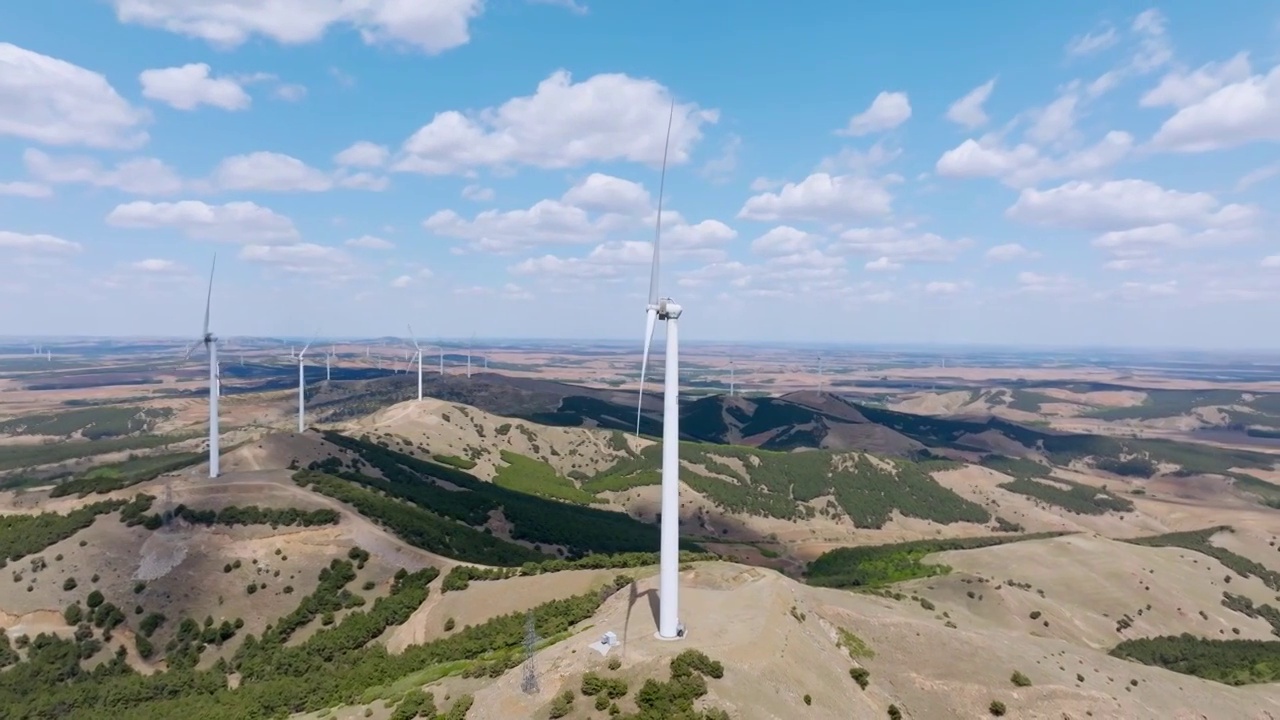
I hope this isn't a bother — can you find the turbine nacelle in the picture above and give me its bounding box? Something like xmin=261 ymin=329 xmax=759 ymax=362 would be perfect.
xmin=653 ymin=298 xmax=682 ymax=320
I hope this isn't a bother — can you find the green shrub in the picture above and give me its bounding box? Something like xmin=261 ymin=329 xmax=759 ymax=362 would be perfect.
xmin=849 ymin=667 xmax=869 ymax=689
xmin=989 ymin=699 xmax=1007 ymax=716
xmin=1011 ymin=670 xmax=1031 ymax=687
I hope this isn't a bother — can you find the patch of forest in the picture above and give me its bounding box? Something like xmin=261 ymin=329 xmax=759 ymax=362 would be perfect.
xmin=997 ymin=476 xmax=1135 ymax=515
xmin=1126 ymin=527 xmax=1280 ymax=592
xmin=805 ymin=532 xmax=1067 ymax=589
xmin=1110 ymin=634 xmax=1280 ymax=685
xmin=295 ymin=470 xmax=546 ymax=566
xmin=0 ymin=500 xmax=126 ymax=564
xmin=493 ymin=451 xmax=598 ymax=505
xmin=319 ymin=432 xmax=693 ymax=556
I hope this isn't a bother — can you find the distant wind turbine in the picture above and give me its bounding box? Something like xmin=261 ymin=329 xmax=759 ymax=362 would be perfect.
xmin=183 ymin=254 xmax=219 ymax=478
xmin=632 ymin=98 xmax=684 ymax=641
xmin=296 ymin=337 xmax=314 ymax=433
xmin=729 ymin=359 xmax=735 ymax=397
xmin=408 ymin=324 xmax=424 ymax=400
xmin=326 ymin=346 xmax=334 ymax=382
xmin=466 ymin=335 xmax=474 ymax=379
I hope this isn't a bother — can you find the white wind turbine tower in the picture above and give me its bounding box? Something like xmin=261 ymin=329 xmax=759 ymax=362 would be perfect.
xmin=633 ymin=99 xmax=684 ymax=640
xmin=729 ymin=359 xmax=735 ymax=397
xmin=325 ymin=346 xmax=334 ymax=382
xmin=466 ymin=335 xmax=474 ymax=379
xmin=408 ymin=324 xmax=424 ymax=400
xmin=184 ymin=255 xmax=220 ymax=478
xmin=296 ymin=338 xmax=314 ymax=433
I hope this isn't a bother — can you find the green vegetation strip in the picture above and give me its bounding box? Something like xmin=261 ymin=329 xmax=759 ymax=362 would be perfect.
xmin=49 ymin=451 xmax=204 ymax=498
xmin=805 ymin=533 xmax=1067 ymax=589
xmin=1110 ymin=635 xmax=1280 ymax=685
xmin=1125 ymin=526 xmax=1280 ymax=592
xmin=0 ymin=433 xmax=195 ymax=472
xmin=440 ymin=551 xmax=718 ymax=592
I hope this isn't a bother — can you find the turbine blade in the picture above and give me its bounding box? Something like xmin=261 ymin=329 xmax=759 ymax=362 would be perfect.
xmin=408 ymin=323 xmax=420 ymax=350
xmin=202 ymin=254 xmax=216 ymax=338
xmin=647 ymin=99 xmax=676 ymax=306
xmin=635 ymin=307 xmax=658 ymax=436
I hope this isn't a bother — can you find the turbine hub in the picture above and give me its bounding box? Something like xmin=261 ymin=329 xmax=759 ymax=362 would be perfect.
xmin=657 ymin=297 xmax=682 ymax=320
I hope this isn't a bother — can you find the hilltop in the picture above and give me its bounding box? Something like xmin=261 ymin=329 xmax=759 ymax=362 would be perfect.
xmin=1 ymin=377 xmax=1280 ymax=717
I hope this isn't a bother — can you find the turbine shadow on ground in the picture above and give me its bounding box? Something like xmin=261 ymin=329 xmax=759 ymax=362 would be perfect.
xmin=622 ymin=581 xmax=660 ymax=655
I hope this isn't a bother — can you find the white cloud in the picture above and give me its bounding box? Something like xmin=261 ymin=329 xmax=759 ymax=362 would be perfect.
xmin=131 ymin=258 xmax=179 ymax=272
xmin=334 ymin=141 xmax=389 ymax=167
xmin=984 ymin=243 xmax=1036 ymax=262
xmin=750 ymin=226 xmax=819 ymax=256
xmin=924 ymin=280 xmax=968 ymax=295
xmin=815 ymin=142 xmax=901 ymax=175
xmin=0 ymin=181 xmax=52 ymax=198
xmin=426 ymin=200 xmax=627 ymax=252
xmin=1150 ymin=64 xmax=1280 ymax=152
xmin=24 ymin=148 xmax=184 ymax=195
xmin=0 ymin=43 xmax=149 ymax=149
xmin=530 ymin=0 xmax=588 ymax=14
xmin=1066 ymin=26 xmax=1118 ymax=57
xmin=1016 ymin=271 xmax=1080 ymax=295
xmin=833 ymin=226 xmax=970 ymax=264
xmin=1006 ymin=179 xmax=1257 ymax=232
xmin=1027 ymin=93 xmax=1078 ymax=145
xmin=461 ymin=184 xmax=494 ymax=201
xmin=0 ymin=231 xmax=81 ymax=253
xmin=561 ymin=173 xmax=650 ymax=215
xmin=837 ymin=91 xmax=911 ymax=136
xmin=700 ymin=133 xmax=741 ymax=182
xmin=139 ymin=63 xmax=250 ymax=111
xmin=335 ymin=171 xmax=389 ymax=191
xmin=395 ymin=70 xmax=718 ymax=174
xmin=1237 ymin=163 xmax=1280 ymax=191
xmin=935 ymin=130 xmax=1133 ymax=188
xmin=738 ymin=173 xmax=893 ymax=222
xmin=1262 ymin=255 xmax=1280 ymax=268
xmin=1140 ymin=52 xmax=1252 ymax=108
xmin=273 ymin=83 xmax=307 ymax=101
xmin=239 ymin=242 xmax=353 ymax=276
xmin=111 ymin=0 xmax=484 ymax=54
xmin=211 ymin=151 xmax=333 ymax=192
xmin=865 ymin=256 xmax=902 ymax=272
xmin=345 ymin=235 xmax=394 ymax=250
xmin=945 ymin=78 xmax=996 ymax=129
xmin=106 ymin=200 xmax=300 ymax=243
xmin=390 ymin=274 xmax=413 ymax=288
xmin=1129 ymin=9 xmax=1173 ymax=74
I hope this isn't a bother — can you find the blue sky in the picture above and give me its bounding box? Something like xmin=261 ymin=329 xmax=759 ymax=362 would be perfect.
xmin=1 ymin=1 xmax=1278 ymax=348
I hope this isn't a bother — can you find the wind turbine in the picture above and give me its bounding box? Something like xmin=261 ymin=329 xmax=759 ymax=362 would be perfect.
xmin=296 ymin=338 xmax=313 ymax=433
xmin=729 ymin=359 xmax=736 ymax=397
xmin=466 ymin=335 xmax=473 ymax=379
xmin=408 ymin=324 xmax=424 ymax=400
xmin=184 ymin=255 xmax=219 ymax=478
xmin=437 ymin=343 xmax=445 ymax=375
xmin=633 ymin=99 xmax=684 ymax=641
xmin=325 ymin=346 xmax=334 ymax=382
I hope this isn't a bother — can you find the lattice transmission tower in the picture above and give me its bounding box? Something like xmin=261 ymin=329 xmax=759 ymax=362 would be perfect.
xmin=521 ymin=610 xmax=540 ymax=695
